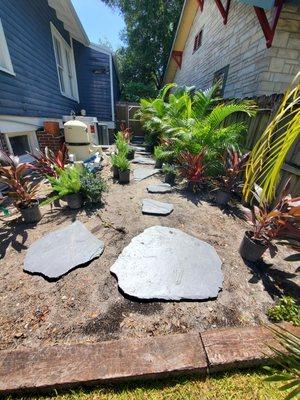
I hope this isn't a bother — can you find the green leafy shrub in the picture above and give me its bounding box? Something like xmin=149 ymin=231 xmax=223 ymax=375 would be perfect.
xmin=80 ymin=170 xmax=107 ymax=203
xmin=162 ymin=164 xmax=177 ymax=175
xmin=115 ymin=132 xmax=129 ymax=156
xmin=43 ymin=166 xmax=81 ymax=204
xmin=267 ymin=296 xmax=300 ymax=326
xmin=116 ymin=154 xmax=130 ymax=172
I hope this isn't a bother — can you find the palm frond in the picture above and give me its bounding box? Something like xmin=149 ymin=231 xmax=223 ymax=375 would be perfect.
xmin=243 ymin=73 xmax=300 ymax=203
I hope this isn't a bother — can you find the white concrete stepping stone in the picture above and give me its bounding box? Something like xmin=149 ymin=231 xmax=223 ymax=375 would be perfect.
xmin=132 ymin=157 xmax=155 ymax=165
xmin=24 ymin=221 xmax=104 ymax=280
xmin=147 ymin=183 xmax=172 ymax=193
xmin=133 ymin=168 xmax=159 ymax=181
xmin=110 ymin=226 xmax=223 ymax=300
xmin=142 ymin=199 xmax=173 ymax=215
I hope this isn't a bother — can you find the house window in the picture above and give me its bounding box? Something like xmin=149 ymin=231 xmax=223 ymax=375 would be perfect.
xmin=50 ymin=23 xmax=79 ymax=101
xmin=193 ymin=30 xmax=202 ymax=53
xmin=0 ymin=18 xmax=15 ymax=75
xmin=5 ymin=131 xmax=39 ymax=159
xmin=9 ymin=135 xmax=30 ymax=156
xmin=213 ymin=65 xmax=229 ymax=97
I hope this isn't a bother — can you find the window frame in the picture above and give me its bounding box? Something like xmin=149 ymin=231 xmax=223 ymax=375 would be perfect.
xmin=193 ymin=30 xmax=203 ymax=53
xmin=50 ymin=23 xmax=79 ymax=102
xmin=0 ymin=18 xmax=15 ymax=76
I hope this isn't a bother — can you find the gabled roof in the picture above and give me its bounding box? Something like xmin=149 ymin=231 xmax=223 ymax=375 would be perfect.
xmin=48 ymin=0 xmax=90 ymax=45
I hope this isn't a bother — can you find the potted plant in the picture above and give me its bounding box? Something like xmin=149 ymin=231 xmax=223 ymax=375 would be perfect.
xmin=80 ymin=168 xmax=107 ymax=204
xmin=214 ymin=147 xmax=249 ymax=206
xmin=239 ymin=182 xmax=300 ymax=262
xmin=162 ymin=163 xmax=177 ymax=186
xmin=0 ymin=151 xmax=42 ymax=223
xmin=44 ymin=166 xmax=83 ymax=209
xmin=117 ymin=155 xmax=130 ymax=184
xmin=179 ymin=149 xmax=206 ymax=191
xmin=29 ymin=144 xmax=67 ymax=178
xmin=126 ymin=147 xmax=135 ymax=160
xmin=111 ymin=154 xmax=120 ymax=179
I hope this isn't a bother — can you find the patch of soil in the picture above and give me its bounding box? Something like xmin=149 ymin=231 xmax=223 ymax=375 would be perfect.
xmin=0 ymin=154 xmax=299 ymax=351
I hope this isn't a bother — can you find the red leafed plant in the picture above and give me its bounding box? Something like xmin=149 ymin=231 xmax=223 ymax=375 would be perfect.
xmin=242 ymin=180 xmax=300 ymax=256
xmin=29 ymin=143 xmax=67 ymax=177
xmin=179 ymin=149 xmax=206 ymax=188
xmin=0 ymin=150 xmax=39 ymax=207
xmin=218 ymin=146 xmax=249 ymax=193
xmin=120 ymin=122 xmax=132 ymax=143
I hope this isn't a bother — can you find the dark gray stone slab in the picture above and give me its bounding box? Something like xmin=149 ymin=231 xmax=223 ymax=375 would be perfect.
xmin=110 ymin=226 xmax=223 ymax=300
xmin=147 ymin=183 xmax=172 ymax=193
xmin=24 ymin=221 xmax=104 ymax=280
xmin=133 ymin=168 xmax=160 ymax=181
xmin=142 ymin=199 xmax=173 ymax=215
xmin=132 ymin=157 xmax=155 ymax=165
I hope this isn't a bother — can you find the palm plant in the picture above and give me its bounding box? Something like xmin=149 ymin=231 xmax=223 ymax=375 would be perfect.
xmin=264 ymin=326 xmax=300 ymax=400
xmin=243 ymin=73 xmax=300 ymax=204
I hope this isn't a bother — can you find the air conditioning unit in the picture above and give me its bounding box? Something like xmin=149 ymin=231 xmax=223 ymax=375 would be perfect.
xmin=97 ymin=123 xmax=109 ymax=145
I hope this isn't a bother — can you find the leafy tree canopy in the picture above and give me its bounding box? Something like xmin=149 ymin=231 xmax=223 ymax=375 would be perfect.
xmin=101 ymin=0 xmax=184 ymax=101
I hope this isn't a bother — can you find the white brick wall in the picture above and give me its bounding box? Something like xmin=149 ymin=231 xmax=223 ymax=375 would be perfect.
xmin=173 ymin=1 xmax=300 ymax=98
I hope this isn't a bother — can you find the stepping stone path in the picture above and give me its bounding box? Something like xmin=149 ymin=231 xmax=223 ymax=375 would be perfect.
xmin=132 ymin=157 xmax=155 ymax=165
xmin=110 ymin=226 xmax=223 ymax=300
xmin=133 ymin=168 xmax=160 ymax=181
xmin=147 ymin=183 xmax=172 ymax=193
xmin=142 ymin=199 xmax=173 ymax=215
xmin=24 ymin=221 xmax=104 ymax=280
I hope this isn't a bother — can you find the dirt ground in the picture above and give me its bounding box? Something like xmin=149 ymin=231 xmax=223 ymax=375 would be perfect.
xmin=0 ymin=152 xmax=299 ymax=351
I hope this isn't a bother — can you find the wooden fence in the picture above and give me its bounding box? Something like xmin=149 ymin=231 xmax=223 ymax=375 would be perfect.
xmin=116 ymin=96 xmax=300 ymax=196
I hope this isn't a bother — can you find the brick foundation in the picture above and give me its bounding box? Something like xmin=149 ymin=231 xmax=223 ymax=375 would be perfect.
xmin=36 ymin=130 xmax=65 ymax=155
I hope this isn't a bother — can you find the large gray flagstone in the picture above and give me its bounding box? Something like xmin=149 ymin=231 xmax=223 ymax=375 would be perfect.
xmin=147 ymin=183 xmax=172 ymax=193
xmin=133 ymin=168 xmax=160 ymax=181
xmin=24 ymin=221 xmax=104 ymax=280
xmin=110 ymin=226 xmax=223 ymax=300
xmin=142 ymin=199 xmax=173 ymax=215
xmin=132 ymin=157 xmax=155 ymax=165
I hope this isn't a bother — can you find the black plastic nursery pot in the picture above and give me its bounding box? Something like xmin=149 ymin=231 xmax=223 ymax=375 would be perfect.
xmin=118 ymin=169 xmax=130 ymax=184
xmin=215 ymin=189 xmax=231 ymax=206
xmin=239 ymin=231 xmax=268 ymax=262
xmin=65 ymin=193 xmax=83 ymax=209
xmin=165 ymin=172 xmax=176 ymax=185
xmin=112 ymin=166 xmax=119 ymax=179
xmin=19 ymin=201 xmax=42 ymax=223
xmin=127 ymin=149 xmax=135 ymax=160
xmin=155 ymin=160 xmax=163 ymax=169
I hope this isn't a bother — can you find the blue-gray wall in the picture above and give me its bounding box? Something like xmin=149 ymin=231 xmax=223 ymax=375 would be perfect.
xmin=0 ymin=0 xmax=116 ymax=120
xmin=73 ymin=42 xmax=113 ymax=121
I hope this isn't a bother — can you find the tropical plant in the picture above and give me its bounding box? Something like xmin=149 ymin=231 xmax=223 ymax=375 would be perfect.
xmin=0 ymin=150 xmax=39 ymax=208
xmin=243 ymin=73 xmax=300 ymax=204
xmin=162 ymin=163 xmax=177 ymax=176
xmin=43 ymin=166 xmax=81 ymax=204
xmin=267 ymin=296 xmax=300 ymax=326
xmin=138 ymin=83 xmax=256 ymax=175
xmin=179 ymin=149 xmax=206 ymax=188
xmin=119 ymin=122 xmax=132 ymax=143
xmin=116 ymin=154 xmax=130 ymax=172
xmin=264 ymin=326 xmax=300 ymax=400
xmin=115 ymin=131 xmax=129 ymax=156
xmin=217 ymin=146 xmax=249 ymax=193
xmin=29 ymin=144 xmax=67 ymax=177
xmin=153 ymin=145 xmax=173 ymax=163
xmin=80 ymin=169 xmax=107 ymax=203
xmin=242 ymin=181 xmax=300 ymax=256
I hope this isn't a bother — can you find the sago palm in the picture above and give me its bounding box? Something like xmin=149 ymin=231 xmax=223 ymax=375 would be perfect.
xmin=243 ymin=73 xmax=300 ymax=204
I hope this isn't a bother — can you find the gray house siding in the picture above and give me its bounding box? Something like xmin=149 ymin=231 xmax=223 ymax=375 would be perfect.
xmin=0 ymin=0 xmax=80 ymax=118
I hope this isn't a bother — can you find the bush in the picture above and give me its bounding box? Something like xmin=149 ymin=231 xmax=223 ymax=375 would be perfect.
xmin=267 ymin=296 xmax=300 ymax=326
xmin=115 ymin=132 xmax=129 ymax=156
xmin=80 ymin=170 xmax=107 ymax=204
xmin=116 ymin=154 xmax=130 ymax=172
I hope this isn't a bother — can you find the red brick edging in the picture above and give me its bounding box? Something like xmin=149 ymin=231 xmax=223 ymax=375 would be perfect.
xmin=0 ymin=323 xmax=299 ymax=395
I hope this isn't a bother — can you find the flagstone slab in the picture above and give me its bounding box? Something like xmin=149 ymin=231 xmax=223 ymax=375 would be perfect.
xmin=133 ymin=168 xmax=160 ymax=181
xmin=147 ymin=183 xmax=172 ymax=193
xmin=142 ymin=199 xmax=174 ymax=215
xmin=24 ymin=221 xmax=104 ymax=280
xmin=132 ymin=157 xmax=155 ymax=165
xmin=110 ymin=226 xmax=223 ymax=300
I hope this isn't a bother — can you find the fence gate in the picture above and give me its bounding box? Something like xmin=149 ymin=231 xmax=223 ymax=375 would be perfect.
xmin=115 ymin=102 xmax=145 ymax=137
